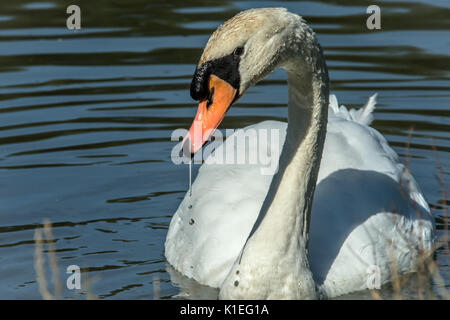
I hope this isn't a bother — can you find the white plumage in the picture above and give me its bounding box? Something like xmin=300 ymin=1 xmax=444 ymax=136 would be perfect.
xmin=166 ymin=94 xmax=434 ymax=298
xmin=165 ymin=8 xmax=435 ymax=299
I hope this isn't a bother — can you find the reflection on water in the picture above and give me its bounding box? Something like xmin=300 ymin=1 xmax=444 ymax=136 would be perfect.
xmin=0 ymin=0 xmax=448 ymax=299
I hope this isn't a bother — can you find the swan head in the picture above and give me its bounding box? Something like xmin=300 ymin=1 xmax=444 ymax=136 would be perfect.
xmin=182 ymin=8 xmax=317 ymax=154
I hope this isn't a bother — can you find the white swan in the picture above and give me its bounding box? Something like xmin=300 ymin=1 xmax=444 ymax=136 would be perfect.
xmin=165 ymin=8 xmax=435 ymax=299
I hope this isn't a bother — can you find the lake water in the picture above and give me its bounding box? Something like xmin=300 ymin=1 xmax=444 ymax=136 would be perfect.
xmin=0 ymin=0 xmax=448 ymax=299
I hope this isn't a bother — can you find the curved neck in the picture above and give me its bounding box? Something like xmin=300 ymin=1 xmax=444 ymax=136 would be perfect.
xmin=220 ymin=44 xmax=329 ymax=299
xmin=282 ymin=56 xmax=329 ymax=249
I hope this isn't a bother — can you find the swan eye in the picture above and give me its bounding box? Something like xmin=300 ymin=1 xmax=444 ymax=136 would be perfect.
xmin=233 ymin=46 xmax=244 ymax=57
xmin=206 ymin=86 xmax=214 ymax=109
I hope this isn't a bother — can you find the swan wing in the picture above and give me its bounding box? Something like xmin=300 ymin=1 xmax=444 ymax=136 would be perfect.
xmin=329 ymin=93 xmax=377 ymax=126
xmin=309 ymin=116 xmax=434 ymax=297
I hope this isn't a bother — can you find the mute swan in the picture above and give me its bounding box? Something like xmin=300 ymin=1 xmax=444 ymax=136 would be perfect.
xmin=165 ymin=8 xmax=435 ymax=299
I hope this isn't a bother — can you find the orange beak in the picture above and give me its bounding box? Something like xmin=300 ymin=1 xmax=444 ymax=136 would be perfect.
xmin=182 ymin=74 xmax=237 ymax=155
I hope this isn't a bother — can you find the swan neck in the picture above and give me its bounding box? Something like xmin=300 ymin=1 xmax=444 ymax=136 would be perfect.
xmin=220 ymin=55 xmax=329 ymax=299
xmin=283 ymin=62 xmax=329 ymax=246
xmin=248 ymin=49 xmax=329 ymax=255
xmin=257 ymin=63 xmax=329 ymax=252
